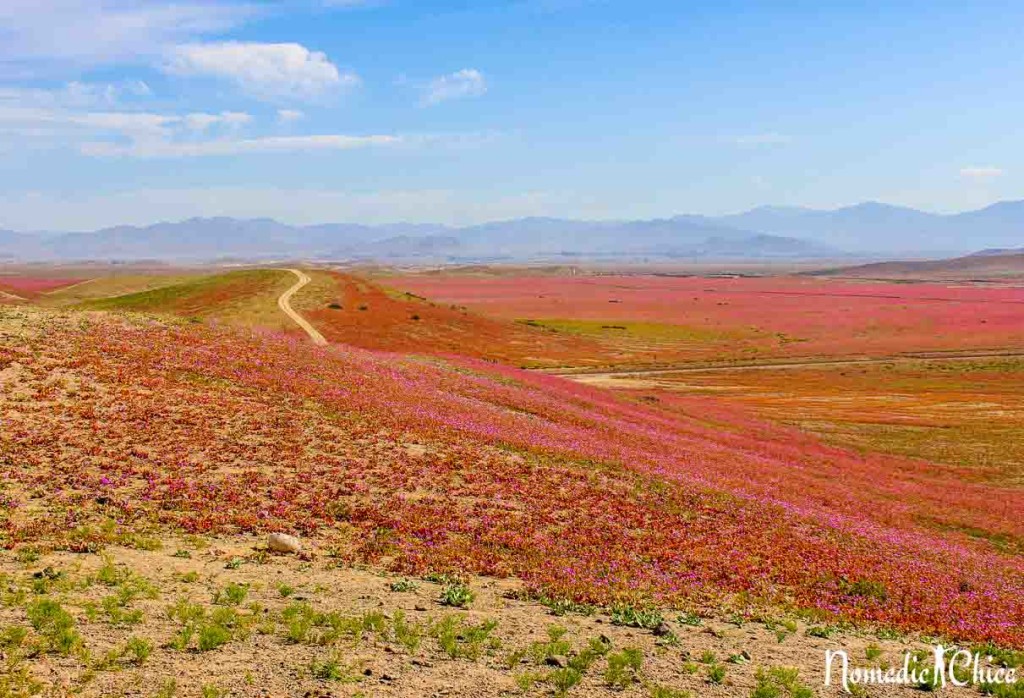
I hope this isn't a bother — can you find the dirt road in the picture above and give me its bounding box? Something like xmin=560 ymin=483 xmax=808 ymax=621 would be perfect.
xmin=548 ymin=350 xmax=1024 ymax=383
xmin=279 ymin=269 xmax=328 ymax=346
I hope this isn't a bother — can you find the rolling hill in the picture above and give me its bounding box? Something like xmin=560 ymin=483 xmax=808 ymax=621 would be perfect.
xmin=813 ymin=251 xmax=1024 ymax=280
xmin=1 ymin=305 xmax=1021 ymax=648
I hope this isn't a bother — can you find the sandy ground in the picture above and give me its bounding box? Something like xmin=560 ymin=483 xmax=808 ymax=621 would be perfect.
xmin=0 ymin=537 xmax=987 ymax=698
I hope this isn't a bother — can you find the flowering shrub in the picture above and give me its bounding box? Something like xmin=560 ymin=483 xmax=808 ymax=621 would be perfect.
xmin=1 ymin=309 xmax=1022 ymax=647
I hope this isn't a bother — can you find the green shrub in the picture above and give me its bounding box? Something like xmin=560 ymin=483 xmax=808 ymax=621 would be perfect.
xmin=611 ymin=604 xmax=663 ymax=629
xmin=439 ymin=582 xmax=475 ymax=608
xmin=605 ymin=647 xmax=643 ymax=688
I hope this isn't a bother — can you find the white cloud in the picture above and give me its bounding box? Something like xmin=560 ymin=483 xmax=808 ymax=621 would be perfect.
xmin=0 ymin=1 xmax=250 ymax=76
xmin=166 ymin=42 xmax=358 ymax=100
xmin=421 ymin=69 xmax=487 ymax=106
xmin=183 ymin=111 xmax=253 ymax=131
xmin=959 ymin=166 xmax=1004 ymax=180
xmin=277 ymin=109 xmax=305 ymax=123
xmin=81 ymin=134 xmax=399 ymax=158
xmin=0 ymin=81 xmax=152 ymax=110
xmin=0 ymin=102 xmax=263 ymax=152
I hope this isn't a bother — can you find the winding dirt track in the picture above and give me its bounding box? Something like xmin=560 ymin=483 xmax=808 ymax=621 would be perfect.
xmin=279 ymin=269 xmax=328 ymax=346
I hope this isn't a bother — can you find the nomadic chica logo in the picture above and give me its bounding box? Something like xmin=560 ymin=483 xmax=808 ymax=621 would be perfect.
xmin=825 ymin=646 xmax=1018 ymax=692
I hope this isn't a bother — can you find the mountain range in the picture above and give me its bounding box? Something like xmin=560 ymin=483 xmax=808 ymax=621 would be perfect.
xmin=1 ymin=200 xmax=1022 ymax=262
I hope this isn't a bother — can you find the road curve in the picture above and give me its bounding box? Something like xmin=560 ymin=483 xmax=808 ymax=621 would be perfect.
xmin=279 ymin=269 xmax=328 ymax=346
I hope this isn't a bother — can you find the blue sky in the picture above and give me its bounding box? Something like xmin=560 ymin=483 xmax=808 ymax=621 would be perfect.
xmin=0 ymin=0 xmax=1022 ymax=230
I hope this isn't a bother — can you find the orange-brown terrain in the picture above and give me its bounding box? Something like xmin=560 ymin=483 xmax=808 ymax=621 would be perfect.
xmin=0 ymin=266 xmax=1021 ymax=698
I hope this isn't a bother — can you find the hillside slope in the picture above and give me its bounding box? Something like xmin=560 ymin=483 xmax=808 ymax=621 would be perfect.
xmin=1 ymin=307 xmax=1021 ymax=647
xmin=813 ymin=253 xmax=1024 ymax=280
xmin=76 ymin=269 xmax=300 ymax=331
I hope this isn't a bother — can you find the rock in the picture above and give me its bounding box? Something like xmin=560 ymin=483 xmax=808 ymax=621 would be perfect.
xmin=545 ymin=655 xmax=568 ymax=668
xmin=653 ymin=622 xmax=673 ymax=637
xmin=267 ymin=533 xmax=302 ymax=554
xmin=741 ymin=650 xmax=752 ymax=661
xmin=412 ymin=658 xmax=434 ymax=668
xmin=414 ymin=604 xmax=428 ymax=612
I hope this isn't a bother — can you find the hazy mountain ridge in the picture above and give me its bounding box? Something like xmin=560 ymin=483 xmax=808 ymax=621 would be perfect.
xmin=1 ymin=199 xmax=1021 ymax=262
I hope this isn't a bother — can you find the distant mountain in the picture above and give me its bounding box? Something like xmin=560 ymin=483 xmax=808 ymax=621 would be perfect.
xmin=713 ymin=200 xmax=1023 ymax=253
xmin=1 ymin=199 xmax=1021 ymax=262
xmin=0 ymin=216 xmax=836 ymax=262
xmin=969 ymin=247 xmax=1024 ymax=257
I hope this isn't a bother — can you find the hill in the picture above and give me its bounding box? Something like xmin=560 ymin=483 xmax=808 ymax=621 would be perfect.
xmin=812 ymin=252 xmax=1024 ymax=280
xmin=1 ymin=305 xmax=1021 ymax=650
xmin=75 ymin=269 xmax=302 ymax=331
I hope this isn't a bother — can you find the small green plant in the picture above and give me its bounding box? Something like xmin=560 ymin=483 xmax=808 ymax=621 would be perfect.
xmin=155 ymin=679 xmax=178 ymax=698
xmin=224 ymin=557 xmax=243 ymax=570
xmin=198 ymin=623 xmax=232 ymax=652
xmin=549 ymin=667 xmax=583 ymax=696
xmin=806 ymin=625 xmax=837 ymax=639
xmin=26 ymin=598 xmax=81 ymax=655
xmin=432 ymin=616 xmax=499 ymax=660
xmin=311 ymin=653 xmax=363 ymax=683
xmin=865 ymin=643 xmax=883 ymax=661
xmin=527 ymin=624 xmax=571 ymax=664
xmin=171 ymin=550 xmax=191 ymax=559
xmin=277 ymin=583 xmax=295 ymax=598
xmin=699 ymin=650 xmax=717 ymax=664
xmin=750 ymin=666 xmax=814 ymax=698
xmin=200 ymin=685 xmax=229 ymax=698
xmin=389 ymin=578 xmax=418 ymax=593
xmin=649 ymin=685 xmax=692 ymax=698
xmin=215 ymin=582 xmax=249 ymax=606
xmin=439 ymin=581 xmax=475 ymax=608
xmin=125 ymin=636 xmax=153 ymax=665
xmin=15 ymin=548 xmax=40 ymax=564
xmin=707 ymin=664 xmax=727 ymax=685
xmin=676 ymin=611 xmax=703 ymax=627
xmin=611 ymin=604 xmax=663 ymax=630
xmin=539 ymin=596 xmax=594 ymax=617
xmin=392 ymin=610 xmax=423 ymax=653
xmin=604 ymin=647 xmax=643 ymax=689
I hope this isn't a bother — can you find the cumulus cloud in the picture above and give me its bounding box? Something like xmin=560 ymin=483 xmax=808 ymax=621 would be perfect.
xmin=166 ymin=42 xmax=358 ymax=100
xmin=959 ymin=166 xmax=1004 ymax=179
xmin=421 ymin=69 xmax=487 ymax=106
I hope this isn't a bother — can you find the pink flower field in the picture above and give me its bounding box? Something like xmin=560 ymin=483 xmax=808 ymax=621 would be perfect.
xmin=392 ymin=275 xmax=1024 ymax=362
xmin=2 ymin=309 xmax=1022 ymax=647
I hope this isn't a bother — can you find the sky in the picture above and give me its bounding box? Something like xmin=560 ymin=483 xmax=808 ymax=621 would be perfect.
xmin=0 ymin=0 xmax=1022 ymax=230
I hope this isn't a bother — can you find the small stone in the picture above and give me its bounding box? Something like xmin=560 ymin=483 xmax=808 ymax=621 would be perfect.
xmin=268 ymin=533 xmax=302 ymax=554
xmin=363 ymin=668 xmax=373 ymax=677
xmin=741 ymin=650 xmax=752 ymax=661
xmin=414 ymin=604 xmax=428 ymax=612
xmin=545 ymin=655 xmax=568 ymax=668
xmin=380 ymin=674 xmax=396 ymax=682
xmin=412 ymin=658 xmax=434 ymax=668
